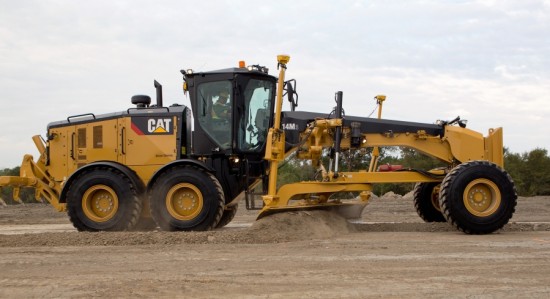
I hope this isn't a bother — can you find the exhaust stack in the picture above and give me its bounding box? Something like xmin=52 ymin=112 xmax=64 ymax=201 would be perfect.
xmin=154 ymin=80 xmax=163 ymax=107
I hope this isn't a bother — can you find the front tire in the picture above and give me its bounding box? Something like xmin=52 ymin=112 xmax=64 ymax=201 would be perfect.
xmin=413 ymin=182 xmax=446 ymax=222
xmin=149 ymin=165 xmax=224 ymax=231
xmin=66 ymin=167 xmax=142 ymax=231
xmin=439 ymin=161 xmax=517 ymax=234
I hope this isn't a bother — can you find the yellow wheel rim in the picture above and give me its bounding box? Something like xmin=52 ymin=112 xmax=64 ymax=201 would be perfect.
xmin=431 ymin=185 xmax=441 ymax=212
xmin=166 ymin=183 xmax=204 ymax=221
xmin=82 ymin=185 xmax=119 ymax=222
xmin=463 ymin=179 xmax=501 ymax=217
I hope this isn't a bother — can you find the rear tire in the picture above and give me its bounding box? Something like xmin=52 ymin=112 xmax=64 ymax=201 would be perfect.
xmin=149 ymin=165 xmax=224 ymax=231
xmin=66 ymin=167 xmax=142 ymax=231
xmin=439 ymin=161 xmax=517 ymax=234
xmin=413 ymin=182 xmax=446 ymax=222
xmin=216 ymin=204 xmax=238 ymax=228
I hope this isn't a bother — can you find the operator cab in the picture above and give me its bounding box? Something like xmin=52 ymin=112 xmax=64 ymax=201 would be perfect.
xmin=182 ymin=64 xmax=277 ymax=156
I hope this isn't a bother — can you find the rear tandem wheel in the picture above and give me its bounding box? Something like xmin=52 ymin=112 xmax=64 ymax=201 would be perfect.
xmin=66 ymin=167 xmax=142 ymax=231
xmin=439 ymin=161 xmax=517 ymax=234
xmin=216 ymin=204 xmax=239 ymax=228
xmin=149 ymin=165 xmax=224 ymax=231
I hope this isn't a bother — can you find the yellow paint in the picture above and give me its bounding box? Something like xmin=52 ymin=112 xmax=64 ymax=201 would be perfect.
xmin=165 ymin=183 xmax=204 ymax=221
xmin=262 ymin=54 xmax=290 ymax=206
xmin=462 ymin=178 xmax=501 ymax=217
xmin=82 ymin=184 xmax=119 ymax=222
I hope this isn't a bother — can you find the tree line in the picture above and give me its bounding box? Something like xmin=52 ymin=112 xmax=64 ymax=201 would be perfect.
xmin=1 ymin=147 xmax=549 ymax=204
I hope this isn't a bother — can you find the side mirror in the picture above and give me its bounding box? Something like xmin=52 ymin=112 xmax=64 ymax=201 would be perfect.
xmin=284 ymin=79 xmax=298 ymax=111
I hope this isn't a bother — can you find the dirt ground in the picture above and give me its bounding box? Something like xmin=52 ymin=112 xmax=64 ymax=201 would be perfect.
xmin=0 ymin=194 xmax=549 ymax=298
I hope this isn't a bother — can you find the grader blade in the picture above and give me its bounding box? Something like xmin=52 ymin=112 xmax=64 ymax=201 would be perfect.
xmin=330 ymin=202 xmax=370 ymax=219
xmin=257 ymin=201 xmax=368 ymax=220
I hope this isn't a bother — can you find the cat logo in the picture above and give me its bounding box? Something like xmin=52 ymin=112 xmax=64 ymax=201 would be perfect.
xmin=131 ymin=117 xmax=174 ymax=135
xmin=148 ymin=118 xmax=172 ymax=133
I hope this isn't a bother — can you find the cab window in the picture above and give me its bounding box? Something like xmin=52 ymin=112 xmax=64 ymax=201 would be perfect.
xmin=238 ymin=79 xmax=274 ymax=152
xmin=197 ymin=81 xmax=232 ymax=149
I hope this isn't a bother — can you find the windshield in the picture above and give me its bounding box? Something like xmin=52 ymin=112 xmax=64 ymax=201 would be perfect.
xmin=238 ymin=78 xmax=275 ymax=152
xmin=196 ymin=81 xmax=233 ymax=149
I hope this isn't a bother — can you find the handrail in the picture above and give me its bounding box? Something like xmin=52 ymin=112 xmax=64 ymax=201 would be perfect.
xmin=67 ymin=113 xmax=96 ymax=122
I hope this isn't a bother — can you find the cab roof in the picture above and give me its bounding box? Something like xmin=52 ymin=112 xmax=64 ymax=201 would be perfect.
xmin=182 ymin=67 xmax=277 ymax=79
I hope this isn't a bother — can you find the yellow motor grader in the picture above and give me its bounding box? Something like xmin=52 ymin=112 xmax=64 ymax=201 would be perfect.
xmin=0 ymin=55 xmax=516 ymax=234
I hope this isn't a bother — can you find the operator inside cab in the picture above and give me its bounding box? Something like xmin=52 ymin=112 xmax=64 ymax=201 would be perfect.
xmin=212 ymin=90 xmax=231 ymax=119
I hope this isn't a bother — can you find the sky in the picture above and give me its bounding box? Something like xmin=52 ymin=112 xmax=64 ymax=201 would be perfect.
xmin=0 ymin=0 xmax=549 ymax=168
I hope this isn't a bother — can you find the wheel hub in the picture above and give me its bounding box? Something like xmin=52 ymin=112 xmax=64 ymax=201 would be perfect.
xmin=463 ymin=179 xmax=501 ymax=217
xmin=431 ymin=185 xmax=442 ymax=212
xmin=166 ymin=183 xmax=204 ymax=221
xmin=82 ymin=185 xmax=119 ymax=222
xmin=95 ymin=194 xmax=114 ymax=212
xmin=176 ymin=192 xmax=198 ymax=210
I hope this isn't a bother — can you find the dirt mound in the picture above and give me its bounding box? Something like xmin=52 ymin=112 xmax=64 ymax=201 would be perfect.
xmin=402 ymin=190 xmax=414 ymax=200
xmin=380 ymin=191 xmax=402 ymax=200
xmin=243 ymin=210 xmax=354 ymax=242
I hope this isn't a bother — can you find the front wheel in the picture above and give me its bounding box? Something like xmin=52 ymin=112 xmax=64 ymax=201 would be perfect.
xmin=439 ymin=161 xmax=517 ymax=234
xmin=149 ymin=165 xmax=224 ymax=231
xmin=413 ymin=182 xmax=446 ymax=223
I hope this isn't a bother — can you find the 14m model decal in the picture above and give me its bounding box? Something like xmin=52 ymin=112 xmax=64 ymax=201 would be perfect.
xmin=131 ymin=117 xmax=173 ymax=135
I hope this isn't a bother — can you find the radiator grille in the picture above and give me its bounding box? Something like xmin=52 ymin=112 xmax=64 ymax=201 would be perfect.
xmin=93 ymin=126 xmax=103 ymax=148
xmin=77 ymin=128 xmax=86 ymax=148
